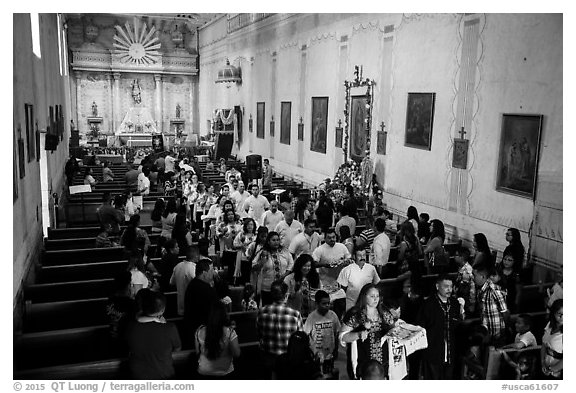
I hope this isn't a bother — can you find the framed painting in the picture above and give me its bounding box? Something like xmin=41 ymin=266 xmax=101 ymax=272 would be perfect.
xmin=13 ymin=128 xmax=18 ymax=202
xmin=18 ymin=139 xmax=26 ymax=179
xmin=452 ymin=138 xmax=469 ymax=169
xmin=280 ymin=102 xmax=291 ymax=145
xmin=335 ymin=126 xmax=343 ymax=148
xmin=377 ymin=131 xmax=387 ymax=155
xmin=35 ymin=121 xmax=40 ymax=161
xmin=496 ymin=114 xmax=543 ymax=199
xmin=350 ymin=95 xmax=367 ymax=161
xmin=25 ymin=103 xmax=35 ymax=162
xmin=405 ymin=92 xmax=436 ymax=150
xmin=310 ymin=97 xmax=328 ymax=154
xmin=256 ymin=102 xmax=265 ymax=139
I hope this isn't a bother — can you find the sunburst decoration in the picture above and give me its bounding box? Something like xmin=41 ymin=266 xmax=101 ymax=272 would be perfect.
xmin=113 ymin=17 xmax=161 ymax=65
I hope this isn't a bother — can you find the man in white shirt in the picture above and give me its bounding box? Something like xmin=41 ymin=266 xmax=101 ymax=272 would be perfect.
xmin=335 ymin=205 xmax=357 ymax=238
xmin=337 ymin=248 xmax=380 ymax=310
xmin=243 ymin=184 xmax=270 ymax=225
xmin=289 ymin=219 xmax=321 ymax=259
xmin=262 ymin=200 xmax=284 ymax=233
xmin=370 ymin=217 xmax=392 ymax=278
xmin=170 ymin=246 xmax=198 ymax=316
xmin=312 ymin=229 xmax=351 ymax=319
xmin=137 ymin=167 xmax=150 ymax=195
xmin=164 ymin=152 xmax=176 ymax=174
xmin=231 ymin=181 xmax=250 ymax=219
xmin=275 ymin=210 xmax=303 ymax=249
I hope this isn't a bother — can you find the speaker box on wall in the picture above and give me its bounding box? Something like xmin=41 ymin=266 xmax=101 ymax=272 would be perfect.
xmin=246 ymin=154 xmax=262 ymax=179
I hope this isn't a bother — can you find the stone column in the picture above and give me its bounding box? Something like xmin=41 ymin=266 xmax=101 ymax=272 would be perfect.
xmin=154 ymin=74 xmax=163 ymax=130
xmin=106 ymin=73 xmax=114 ymax=133
xmin=113 ymin=72 xmax=122 ymax=129
xmin=74 ymin=71 xmax=82 ymax=131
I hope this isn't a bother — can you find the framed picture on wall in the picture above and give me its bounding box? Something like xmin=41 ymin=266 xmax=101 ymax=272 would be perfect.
xmin=350 ymin=95 xmax=367 ymax=161
xmin=256 ymin=102 xmax=265 ymax=139
xmin=452 ymin=139 xmax=469 ymax=169
xmin=13 ymin=128 xmax=18 ymax=202
xmin=496 ymin=114 xmax=543 ymax=199
xmin=310 ymin=97 xmax=328 ymax=154
xmin=405 ymin=92 xmax=436 ymax=150
xmin=280 ymin=102 xmax=291 ymax=145
xmin=18 ymin=125 xmax=26 ymax=179
xmin=35 ymin=121 xmax=40 ymax=161
xmin=377 ymin=131 xmax=387 ymax=155
xmin=335 ymin=126 xmax=343 ymax=148
xmin=25 ymin=103 xmax=35 ymax=162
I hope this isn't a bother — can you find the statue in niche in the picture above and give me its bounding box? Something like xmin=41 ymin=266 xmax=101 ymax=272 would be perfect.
xmin=131 ymin=79 xmax=142 ymax=104
xmin=91 ymin=101 xmax=98 ymax=117
xmin=176 ymin=104 xmax=182 ymax=119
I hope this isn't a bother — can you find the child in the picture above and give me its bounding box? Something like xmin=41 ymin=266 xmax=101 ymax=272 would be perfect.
xmin=241 ymin=283 xmax=258 ymax=311
xmin=303 ymin=290 xmax=341 ymax=378
xmin=501 ymin=314 xmax=537 ymax=349
xmin=500 ymin=351 xmax=536 ymax=380
xmin=454 ymin=246 xmax=476 ymax=315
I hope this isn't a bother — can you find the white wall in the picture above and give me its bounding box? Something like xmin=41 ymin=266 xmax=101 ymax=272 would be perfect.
xmin=198 ymin=13 xmax=562 ymax=269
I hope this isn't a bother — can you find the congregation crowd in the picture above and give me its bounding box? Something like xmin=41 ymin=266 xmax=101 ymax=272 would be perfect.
xmin=63 ymin=149 xmax=564 ymax=381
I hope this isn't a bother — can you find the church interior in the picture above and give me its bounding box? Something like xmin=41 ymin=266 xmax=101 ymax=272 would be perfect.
xmin=13 ymin=13 xmax=563 ymax=381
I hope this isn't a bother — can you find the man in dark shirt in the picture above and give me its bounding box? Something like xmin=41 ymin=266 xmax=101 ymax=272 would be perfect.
xmin=417 ymin=274 xmax=464 ymax=380
xmin=183 ymin=260 xmax=216 ymax=348
xmin=125 ymin=164 xmax=140 ymax=187
xmin=157 ymin=239 xmax=180 ymax=290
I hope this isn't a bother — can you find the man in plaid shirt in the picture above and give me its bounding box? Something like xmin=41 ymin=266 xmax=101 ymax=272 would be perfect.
xmin=473 ymin=263 xmax=510 ymax=345
xmin=257 ymin=280 xmax=303 ymax=378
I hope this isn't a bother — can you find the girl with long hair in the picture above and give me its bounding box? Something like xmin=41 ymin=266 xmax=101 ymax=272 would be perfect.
xmin=503 ymin=228 xmax=525 ymax=273
xmin=195 ymin=301 xmax=241 ymax=379
xmin=473 ymin=232 xmax=494 ymax=269
xmin=397 ymin=220 xmax=424 ymax=281
xmin=424 ymin=219 xmax=447 ymax=274
xmin=283 ymin=254 xmax=320 ymax=317
xmin=406 ymin=205 xmax=419 ymax=233
xmin=172 ymin=212 xmax=193 ymax=256
xmin=541 ymin=299 xmax=563 ymax=379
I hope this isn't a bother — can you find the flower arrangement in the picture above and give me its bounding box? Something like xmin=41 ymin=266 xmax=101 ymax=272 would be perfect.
xmin=333 ymin=160 xmax=363 ymax=194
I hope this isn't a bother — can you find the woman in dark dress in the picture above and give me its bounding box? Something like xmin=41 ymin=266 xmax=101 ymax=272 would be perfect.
xmin=502 ymin=228 xmax=525 ymax=274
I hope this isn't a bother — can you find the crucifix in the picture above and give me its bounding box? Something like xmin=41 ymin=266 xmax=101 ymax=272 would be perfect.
xmin=380 ymin=122 xmax=386 ymax=132
xmin=338 ymin=119 xmax=342 ymax=128
xmin=458 ymin=126 xmax=467 ymax=139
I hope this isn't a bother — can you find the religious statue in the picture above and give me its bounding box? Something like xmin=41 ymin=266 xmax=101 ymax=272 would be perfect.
xmin=176 ymin=104 xmax=182 ymax=119
xmin=131 ymin=79 xmax=142 ymax=104
xmin=91 ymin=101 xmax=98 ymax=117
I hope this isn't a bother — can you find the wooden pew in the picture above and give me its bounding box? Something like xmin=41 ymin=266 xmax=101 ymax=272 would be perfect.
xmin=48 ymin=225 xmax=153 ymax=240
xmin=45 ymin=234 xmax=161 ymax=251
xmin=43 ymin=247 xmax=145 ymax=266
xmin=14 ymin=341 xmax=262 ymax=380
xmin=15 ymin=310 xmax=258 ymax=371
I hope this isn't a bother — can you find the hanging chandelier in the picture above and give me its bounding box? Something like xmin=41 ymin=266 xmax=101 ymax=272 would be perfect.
xmin=215 ymin=58 xmax=242 ymax=84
